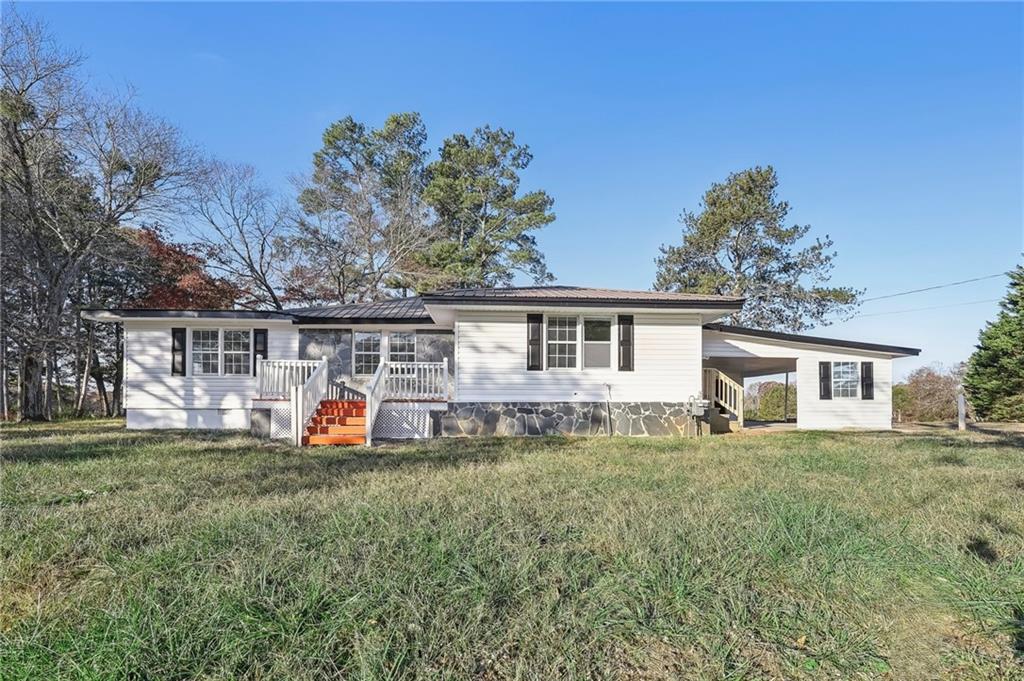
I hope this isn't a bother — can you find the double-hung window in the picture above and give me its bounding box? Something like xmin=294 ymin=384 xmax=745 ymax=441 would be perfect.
xmin=546 ymin=316 xmax=578 ymax=368
xmin=583 ymin=319 xmax=612 ymax=368
xmin=190 ymin=328 xmax=254 ymax=376
xmin=354 ymin=332 xmax=381 ymax=375
xmin=223 ymin=330 xmax=251 ymax=375
xmin=388 ymin=332 xmax=416 ymax=364
xmin=192 ymin=329 xmax=220 ymax=375
xmin=832 ymin=361 xmax=859 ymax=398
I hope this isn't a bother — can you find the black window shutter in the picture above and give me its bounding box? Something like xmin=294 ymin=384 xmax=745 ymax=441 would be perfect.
xmin=861 ymin=361 xmax=874 ymax=400
xmin=526 ymin=314 xmax=543 ymax=371
xmin=171 ymin=327 xmax=186 ymax=376
xmin=818 ymin=361 xmax=832 ymax=400
xmin=618 ymin=315 xmax=634 ymax=371
xmin=253 ymin=328 xmax=268 ymax=376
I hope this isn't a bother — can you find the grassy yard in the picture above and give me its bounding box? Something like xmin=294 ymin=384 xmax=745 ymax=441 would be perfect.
xmin=1 ymin=421 xmax=1022 ymax=680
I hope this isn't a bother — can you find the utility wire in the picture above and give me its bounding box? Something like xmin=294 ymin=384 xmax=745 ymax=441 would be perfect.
xmin=861 ymin=272 xmax=1009 ymax=302
xmin=845 ymin=298 xmax=1000 ymax=320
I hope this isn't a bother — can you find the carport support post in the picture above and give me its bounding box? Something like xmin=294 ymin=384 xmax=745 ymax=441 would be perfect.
xmin=784 ymin=372 xmax=790 ymax=422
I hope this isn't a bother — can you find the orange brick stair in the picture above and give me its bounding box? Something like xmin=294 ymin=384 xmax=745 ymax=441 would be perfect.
xmin=302 ymin=400 xmax=367 ymax=446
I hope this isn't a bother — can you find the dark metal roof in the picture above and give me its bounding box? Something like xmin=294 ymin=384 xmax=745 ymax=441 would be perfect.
xmin=704 ymin=323 xmax=921 ymax=356
xmin=283 ymin=298 xmax=431 ymax=324
xmin=421 ymin=286 xmax=744 ymax=308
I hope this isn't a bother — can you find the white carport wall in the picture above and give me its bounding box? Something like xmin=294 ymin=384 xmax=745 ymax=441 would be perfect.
xmin=702 ymin=329 xmax=897 ymax=430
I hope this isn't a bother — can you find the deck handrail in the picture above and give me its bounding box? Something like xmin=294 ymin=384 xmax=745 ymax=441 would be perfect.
xmin=703 ymin=367 xmax=744 ymax=428
xmin=291 ymin=357 xmax=329 ymax=446
xmin=257 ymin=358 xmax=322 ymax=399
xmin=364 ymin=359 xmax=388 ymax=447
xmin=384 ymin=359 xmax=448 ymax=401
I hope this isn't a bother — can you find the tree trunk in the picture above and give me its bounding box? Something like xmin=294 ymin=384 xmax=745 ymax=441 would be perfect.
xmin=74 ymin=318 xmax=82 ymax=413
xmin=50 ymin=351 xmax=64 ymax=417
xmin=44 ymin=354 xmax=54 ymax=419
xmin=90 ymin=348 xmax=110 ymax=416
xmin=75 ymin=326 xmax=94 ymax=415
xmin=111 ymin=324 xmax=124 ymax=416
xmin=20 ymin=352 xmax=48 ymax=421
xmin=0 ymin=335 xmax=8 ymax=421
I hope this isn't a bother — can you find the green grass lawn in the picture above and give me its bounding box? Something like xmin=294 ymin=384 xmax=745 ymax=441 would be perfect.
xmin=2 ymin=421 xmax=1022 ymax=680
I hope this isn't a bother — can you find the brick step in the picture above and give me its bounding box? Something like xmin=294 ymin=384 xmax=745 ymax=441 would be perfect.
xmin=315 ymin=408 xmax=366 ymax=417
xmin=310 ymin=415 xmax=366 ymax=426
xmin=319 ymin=400 xmax=366 ymax=409
xmin=306 ymin=424 xmax=365 ymax=436
xmin=303 ymin=434 xmax=366 ymax=446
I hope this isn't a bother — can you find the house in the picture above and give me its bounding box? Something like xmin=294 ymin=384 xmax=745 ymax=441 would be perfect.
xmin=82 ymin=286 xmax=920 ymax=445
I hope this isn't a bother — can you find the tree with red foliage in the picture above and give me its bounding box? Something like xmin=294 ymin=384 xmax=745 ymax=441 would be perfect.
xmin=129 ymin=228 xmax=238 ymax=309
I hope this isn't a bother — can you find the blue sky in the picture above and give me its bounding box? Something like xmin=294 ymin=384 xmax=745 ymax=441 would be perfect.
xmin=24 ymin=2 xmax=1023 ymax=377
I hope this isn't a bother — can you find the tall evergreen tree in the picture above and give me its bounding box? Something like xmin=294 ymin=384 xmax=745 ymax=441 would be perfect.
xmin=423 ymin=126 xmax=555 ymax=288
xmin=292 ymin=113 xmax=437 ymax=303
xmin=963 ymin=264 xmax=1024 ymax=421
xmin=654 ymin=166 xmax=859 ymax=331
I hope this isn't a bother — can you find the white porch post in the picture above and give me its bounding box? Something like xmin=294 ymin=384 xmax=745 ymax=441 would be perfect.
xmin=255 ymin=355 xmax=264 ymax=398
xmin=442 ymin=357 xmax=449 ymax=400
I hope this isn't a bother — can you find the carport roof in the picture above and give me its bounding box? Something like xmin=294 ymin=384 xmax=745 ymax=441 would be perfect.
xmin=704 ymin=323 xmax=921 ymax=356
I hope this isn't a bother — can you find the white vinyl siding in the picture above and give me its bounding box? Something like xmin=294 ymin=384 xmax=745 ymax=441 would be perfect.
xmin=123 ymin=321 xmax=297 ymax=412
xmin=703 ymin=330 xmax=895 ymax=430
xmin=455 ymin=310 xmax=702 ymax=402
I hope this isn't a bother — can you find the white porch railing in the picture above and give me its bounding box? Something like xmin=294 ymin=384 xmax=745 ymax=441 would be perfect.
xmin=367 ymin=359 xmax=449 ymax=446
xmin=291 ymin=357 xmax=329 ymax=446
xmin=385 ymin=359 xmax=448 ymax=401
xmin=364 ymin=360 xmax=387 ymax=448
xmin=257 ymin=356 xmax=450 ymax=446
xmin=256 ymin=358 xmax=322 ymax=399
xmin=703 ymin=367 xmax=744 ymax=428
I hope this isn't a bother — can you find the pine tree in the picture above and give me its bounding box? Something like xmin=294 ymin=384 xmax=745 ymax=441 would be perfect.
xmin=654 ymin=166 xmax=859 ymax=332
xmin=963 ymin=264 xmax=1024 ymax=421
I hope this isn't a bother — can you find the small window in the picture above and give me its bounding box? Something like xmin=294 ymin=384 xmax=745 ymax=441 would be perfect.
xmin=832 ymin=361 xmax=859 ymax=398
xmin=223 ymin=330 xmax=251 ymax=375
xmin=354 ymin=332 xmax=381 ymax=375
xmin=192 ymin=329 xmax=220 ymax=376
xmin=546 ymin=316 xmax=577 ymax=369
xmin=389 ymin=332 xmax=416 ymax=364
xmin=583 ymin=319 xmax=611 ymax=368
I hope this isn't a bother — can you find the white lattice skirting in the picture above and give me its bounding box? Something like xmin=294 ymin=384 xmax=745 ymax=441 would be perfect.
xmin=373 ymin=402 xmax=446 ymax=439
xmin=269 ymin=404 xmax=292 ymax=440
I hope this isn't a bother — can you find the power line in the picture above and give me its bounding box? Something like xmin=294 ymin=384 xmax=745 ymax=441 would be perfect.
xmin=861 ymin=272 xmax=1009 ymax=302
xmin=845 ymin=298 xmax=1000 ymax=320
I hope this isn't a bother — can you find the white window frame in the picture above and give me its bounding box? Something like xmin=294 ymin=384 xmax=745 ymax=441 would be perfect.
xmin=544 ymin=315 xmax=579 ymax=371
xmin=582 ymin=317 xmax=613 ymax=370
xmin=539 ymin=315 xmax=620 ymax=372
xmin=388 ymin=331 xmax=416 ymax=364
xmin=190 ymin=328 xmax=221 ymax=376
xmin=222 ymin=329 xmax=253 ymax=376
xmin=188 ymin=328 xmax=254 ymax=378
xmin=353 ymin=331 xmax=382 ymax=376
xmin=832 ymin=361 xmax=859 ymax=399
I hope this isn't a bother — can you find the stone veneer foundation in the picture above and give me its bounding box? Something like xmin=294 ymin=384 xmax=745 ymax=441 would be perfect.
xmin=435 ymin=402 xmax=706 ymax=438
